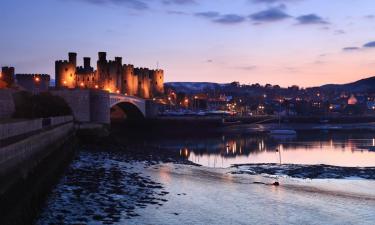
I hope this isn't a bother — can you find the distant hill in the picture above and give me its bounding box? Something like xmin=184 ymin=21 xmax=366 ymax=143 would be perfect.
xmin=165 ymin=82 xmax=229 ymax=93
xmin=166 ymin=76 xmax=375 ymax=94
xmin=320 ymin=76 xmax=375 ymax=93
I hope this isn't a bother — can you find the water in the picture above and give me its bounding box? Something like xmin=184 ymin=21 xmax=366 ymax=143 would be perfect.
xmin=36 ymin=131 xmax=375 ymax=224
xmin=152 ymin=132 xmax=375 ymax=168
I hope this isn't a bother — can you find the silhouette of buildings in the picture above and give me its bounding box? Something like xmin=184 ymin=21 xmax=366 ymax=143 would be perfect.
xmin=55 ymin=52 xmax=164 ymax=99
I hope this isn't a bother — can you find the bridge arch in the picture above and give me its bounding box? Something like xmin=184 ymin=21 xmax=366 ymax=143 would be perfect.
xmin=109 ymin=94 xmax=146 ymax=121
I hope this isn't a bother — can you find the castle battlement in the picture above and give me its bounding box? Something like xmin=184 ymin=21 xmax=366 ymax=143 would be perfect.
xmin=16 ymin=74 xmax=50 ymax=80
xmin=55 ymin=52 xmax=164 ymax=98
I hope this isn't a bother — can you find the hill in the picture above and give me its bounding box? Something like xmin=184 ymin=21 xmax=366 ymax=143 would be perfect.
xmin=320 ymin=76 xmax=375 ymax=93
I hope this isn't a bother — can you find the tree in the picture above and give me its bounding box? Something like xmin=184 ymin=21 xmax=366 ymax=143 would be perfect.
xmin=13 ymin=91 xmax=72 ymax=119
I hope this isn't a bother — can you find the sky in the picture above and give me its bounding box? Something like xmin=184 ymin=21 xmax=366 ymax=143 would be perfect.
xmin=1 ymin=0 xmax=375 ymax=87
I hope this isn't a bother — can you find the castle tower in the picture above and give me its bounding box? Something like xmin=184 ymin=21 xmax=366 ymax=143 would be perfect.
xmin=97 ymin=52 xmax=108 ymax=89
xmin=122 ymin=64 xmax=138 ymax=96
xmin=1 ymin=66 xmax=15 ymax=88
xmin=68 ymin=52 xmax=77 ymax=66
xmin=83 ymin=57 xmax=91 ymax=69
xmin=151 ymin=69 xmax=164 ymax=97
xmin=98 ymin=52 xmax=107 ymax=62
xmin=135 ymin=67 xmax=151 ymax=99
xmin=55 ymin=52 xmax=77 ymax=88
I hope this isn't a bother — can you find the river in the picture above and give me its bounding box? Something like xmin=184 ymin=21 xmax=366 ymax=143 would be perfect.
xmin=36 ymin=130 xmax=375 ymax=225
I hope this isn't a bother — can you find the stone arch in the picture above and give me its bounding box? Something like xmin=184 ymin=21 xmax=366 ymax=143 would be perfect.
xmin=111 ymin=102 xmax=145 ymax=121
xmin=109 ymin=95 xmax=146 ymax=121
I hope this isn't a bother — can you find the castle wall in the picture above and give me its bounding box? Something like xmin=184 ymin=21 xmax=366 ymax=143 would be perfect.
xmin=16 ymin=74 xmax=50 ymax=93
xmin=55 ymin=52 xmax=164 ymax=99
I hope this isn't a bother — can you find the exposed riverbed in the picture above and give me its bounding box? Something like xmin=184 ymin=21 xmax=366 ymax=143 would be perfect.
xmin=36 ymin=130 xmax=375 ymax=225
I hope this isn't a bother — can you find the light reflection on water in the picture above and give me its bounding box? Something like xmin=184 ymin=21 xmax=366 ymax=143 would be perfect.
xmin=172 ymin=133 xmax=375 ymax=168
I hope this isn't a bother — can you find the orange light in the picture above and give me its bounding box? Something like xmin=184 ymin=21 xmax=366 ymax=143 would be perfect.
xmin=95 ymin=85 xmax=99 ymax=89
xmin=34 ymin=77 xmax=40 ymax=82
xmin=80 ymin=82 xmax=84 ymax=87
xmin=116 ymin=90 xmax=120 ymax=94
xmin=63 ymin=80 xmax=67 ymax=85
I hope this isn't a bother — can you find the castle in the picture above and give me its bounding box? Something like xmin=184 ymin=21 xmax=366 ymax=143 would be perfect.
xmin=55 ymin=52 xmax=164 ymax=99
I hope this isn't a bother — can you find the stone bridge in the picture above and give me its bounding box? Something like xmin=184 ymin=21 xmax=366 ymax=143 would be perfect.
xmin=51 ymin=89 xmax=158 ymax=124
xmin=109 ymin=93 xmax=146 ymax=117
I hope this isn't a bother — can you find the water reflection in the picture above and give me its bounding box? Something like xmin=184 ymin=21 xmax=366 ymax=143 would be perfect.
xmin=166 ymin=133 xmax=375 ymax=168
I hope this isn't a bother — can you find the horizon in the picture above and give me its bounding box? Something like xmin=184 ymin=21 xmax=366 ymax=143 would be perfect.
xmin=2 ymin=0 xmax=375 ymax=86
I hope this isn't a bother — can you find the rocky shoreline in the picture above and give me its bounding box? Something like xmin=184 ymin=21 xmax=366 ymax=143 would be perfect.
xmin=232 ymin=164 xmax=375 ymax=180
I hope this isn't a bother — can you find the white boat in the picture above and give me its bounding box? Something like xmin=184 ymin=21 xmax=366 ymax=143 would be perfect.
xmin=269 ymin=129 xmax=297 ymax=135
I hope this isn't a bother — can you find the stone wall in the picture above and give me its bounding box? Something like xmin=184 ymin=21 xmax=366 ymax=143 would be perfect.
xmin=0 ymin=90 xmax=15 ymax=119
xmin=0 ymin=121 xmax=74 ymax=194
xmin=51 ymin=89 xmax=91 ymax=123
xmin=0 ymin=116 xmax=73 ymax=141
xmin=51 ymin=89 xmax=110 ymax=124
xmin=90 ymin=90 xmax=110 ymax=124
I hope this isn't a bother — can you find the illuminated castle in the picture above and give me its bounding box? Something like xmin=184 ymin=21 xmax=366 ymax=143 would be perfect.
xmin=55 ymin=52 xmax=164 ymax=99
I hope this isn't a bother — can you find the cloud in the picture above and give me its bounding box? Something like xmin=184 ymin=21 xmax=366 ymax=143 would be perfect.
xmin=195 ymin=11 xmax=245 ymax=25
xmin=251 ymin=0 xmax=302 ymax=4
xmin=75 ymin=0 xmax=149 ymax=10
xmin=214 ymin=14 xmax=246 ymax=24
xmin=343 ymin=47 xmax=360 ymax=51
xmin=236 ymin=65 xmax=257 ymax=71
xmin=249 ymin=7 xmax=291 ymax=23
xmin=296 ymin=14 xmax=329 ymax=25
xmin=162 ymin=0 xmax=196 ymax=5
xmin=195 ymin=11 xmax=220 ymax=18
xmin=334 ymin=29 xmax=346 ymax=35
xmin=363 ymin=41 xmax=375 ymax=48
xmin=167 ymin=10 xmax=189 ymax=15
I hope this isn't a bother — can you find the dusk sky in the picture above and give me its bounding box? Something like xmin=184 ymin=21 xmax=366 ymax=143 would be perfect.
xmin=1 ymin=0 xmax=375 ymax=87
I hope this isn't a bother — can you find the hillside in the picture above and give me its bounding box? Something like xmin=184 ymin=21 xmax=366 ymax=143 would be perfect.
xmin=320 ymin=76 xmax=375 ymax=93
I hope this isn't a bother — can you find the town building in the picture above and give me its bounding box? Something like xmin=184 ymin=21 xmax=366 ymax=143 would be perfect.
xmin=55 ymin=52 xmax=164 ymax=99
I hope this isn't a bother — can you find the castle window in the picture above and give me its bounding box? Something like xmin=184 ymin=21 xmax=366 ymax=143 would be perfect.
xmin=65 ymin=68 xmax=68 ymax=72
xmin=124 ymin=80 xmax=127 ymax=84
xmin=70 ymin=73 xmax=73 ymax=77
